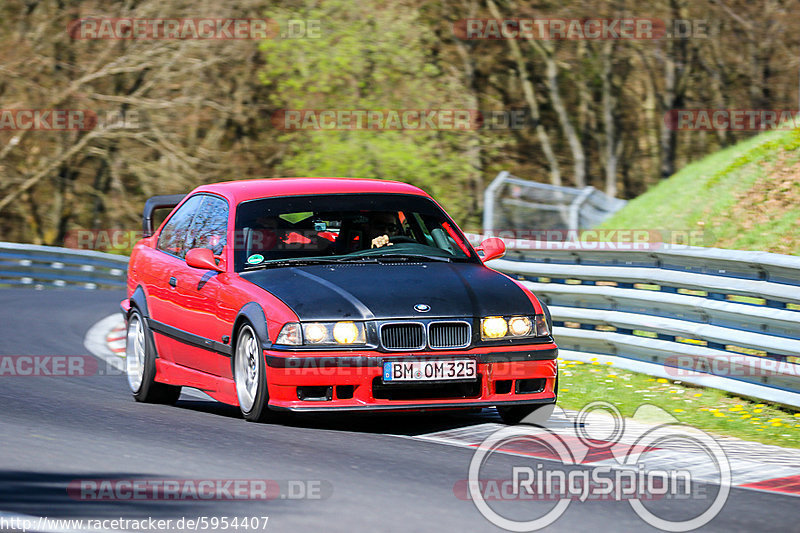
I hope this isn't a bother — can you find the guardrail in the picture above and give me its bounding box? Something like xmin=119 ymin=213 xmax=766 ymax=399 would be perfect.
xmin=2 ymin=239 xmax=799 ymax=407
xmin=0 ymin=242 xmax=128 ymax=289
xmin=470 ymin=238 xmax=800 ymax=408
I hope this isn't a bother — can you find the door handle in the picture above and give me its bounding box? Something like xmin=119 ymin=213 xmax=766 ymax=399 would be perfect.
xmin=168 ymin=277 xmax=177 ymax=288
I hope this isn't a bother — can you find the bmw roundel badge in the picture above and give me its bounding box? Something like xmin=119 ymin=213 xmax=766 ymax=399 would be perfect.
xmin=414 ymin=303 xmax=431 ymax=313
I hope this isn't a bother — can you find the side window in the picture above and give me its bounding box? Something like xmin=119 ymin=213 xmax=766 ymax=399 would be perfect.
xmin=157 ymin=195 xmax=204 ymax=259
xmin=187 ymin=195 xmax=229 ymax=255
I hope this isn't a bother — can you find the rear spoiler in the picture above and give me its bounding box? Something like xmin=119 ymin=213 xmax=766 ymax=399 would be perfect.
xmin=142 ymin=194 xmax=186 ymax=237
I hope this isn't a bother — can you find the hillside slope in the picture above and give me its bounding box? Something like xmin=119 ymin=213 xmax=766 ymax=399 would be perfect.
xmin=601 ymin=128 xmax=800 ymax=255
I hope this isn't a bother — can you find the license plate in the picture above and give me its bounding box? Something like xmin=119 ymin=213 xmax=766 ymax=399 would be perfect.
xmin=382 ymin=359 xmax=477 ymax=382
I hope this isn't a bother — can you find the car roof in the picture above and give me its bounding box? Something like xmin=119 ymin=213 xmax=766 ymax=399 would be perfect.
xmin=191 ymin=177 xmax=431 ymax=205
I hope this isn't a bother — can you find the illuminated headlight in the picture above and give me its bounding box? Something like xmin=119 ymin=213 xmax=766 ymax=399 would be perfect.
xmin=481 ymin=317 xmax=508 ymax=339
xmin=304 ymin=323 xmax=328 ymax=344
xmin=276 ymin=322 xmax=366 ymax=346
xmin=508 ymin=316 xmax=532 ymax=336
xmin=333 ymin=321 xmax=361 ymax=344
xmin=481 ymin=315 xmax=549 ymax=340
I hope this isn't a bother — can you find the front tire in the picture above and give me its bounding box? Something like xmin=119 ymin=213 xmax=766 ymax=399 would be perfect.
xmin=234 ymin=323 xmax=273 ymax=422
xmin=126 ymin=310 xmax=182 ymax=404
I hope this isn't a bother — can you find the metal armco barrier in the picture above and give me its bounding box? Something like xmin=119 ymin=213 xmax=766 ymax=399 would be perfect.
xmin=470 ymin=237 xmax=800 ymax=408
xmin=3 ymin=239 xmax=799 ymax=407
xmin=0 ymin=242 xmax=128 ymax=289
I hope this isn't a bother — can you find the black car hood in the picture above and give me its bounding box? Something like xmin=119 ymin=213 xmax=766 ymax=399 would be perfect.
xmin=239 ymin=261 xmax=535 ymax=320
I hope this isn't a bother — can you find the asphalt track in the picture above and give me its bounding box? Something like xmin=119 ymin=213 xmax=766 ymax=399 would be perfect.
xmin=0 ymin=289 xmax=796 ymax=532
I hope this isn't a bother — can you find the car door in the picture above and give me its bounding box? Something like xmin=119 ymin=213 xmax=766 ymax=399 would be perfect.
xmin=148 ymin=194 xmax=205 ymax=365
xmin=160 ymin=194 xmax=232 ymax=376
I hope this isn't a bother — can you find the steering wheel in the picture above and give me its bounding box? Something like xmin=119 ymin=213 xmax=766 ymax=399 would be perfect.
xmin=389 ymin=235 xmax=416 ymax=244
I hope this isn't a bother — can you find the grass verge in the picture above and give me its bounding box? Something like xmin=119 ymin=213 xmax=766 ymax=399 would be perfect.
xmin=600 ymin=127 xmax=800 ymax=255
xmin=557 ymin=358 xmax=800 ymax=449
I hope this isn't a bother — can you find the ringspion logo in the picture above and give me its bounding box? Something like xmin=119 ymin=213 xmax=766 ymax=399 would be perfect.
xmin=465 ymin=402 xmax=731 ymax=531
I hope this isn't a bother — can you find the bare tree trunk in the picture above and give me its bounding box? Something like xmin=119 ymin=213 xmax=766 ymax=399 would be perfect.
xmin=601 ymin=42 xmax=619 ymax=197
xmin=486 ymin=0 xmax=561 ymax=186
xmin=529 ymin=40 xmax=587 ymax=188
xmin=453 ymin=37 xmax=485 ymax=217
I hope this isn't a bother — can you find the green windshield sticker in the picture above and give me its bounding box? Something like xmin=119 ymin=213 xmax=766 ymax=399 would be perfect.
xmin=247 ymin=254 xmax=264 ymax=265
xmin=279 ymin=211 xmax=314 ymax=224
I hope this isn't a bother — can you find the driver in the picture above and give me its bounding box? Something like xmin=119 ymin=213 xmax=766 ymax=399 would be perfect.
xmin=368 ymin=212 xmax=401 ymax=248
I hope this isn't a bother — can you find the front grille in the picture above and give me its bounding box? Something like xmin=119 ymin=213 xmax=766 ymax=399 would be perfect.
xmin=428 ymin=322 xmax=471 ymax=349
xmin=381 ymin=323 xmax=425 ymax=350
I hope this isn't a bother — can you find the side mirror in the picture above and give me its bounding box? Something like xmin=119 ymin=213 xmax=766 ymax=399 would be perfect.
xmin=186 ymin=248 xmax=223 ymax=272
xmin=476 ymin=237 xmax=506 ymax=262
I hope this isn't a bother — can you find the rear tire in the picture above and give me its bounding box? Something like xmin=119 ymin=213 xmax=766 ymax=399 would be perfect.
xmin=233 ymin=323 xmax=274 ymax=422
xmin=126 ymin=310 xmax=182 ymax=404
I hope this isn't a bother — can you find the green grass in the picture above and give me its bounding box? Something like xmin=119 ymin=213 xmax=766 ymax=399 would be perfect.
xmin=600 ymin=127 xmax=800 ymax=255
xmin=557 ymin=359 xmax=800 ymax=448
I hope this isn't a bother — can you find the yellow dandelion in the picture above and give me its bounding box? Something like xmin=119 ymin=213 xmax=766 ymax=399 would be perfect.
xmin=656 ymin=378 xmax=669 ymax=384
xmin=753 ymin=409 xmax=763 ymax=413
xmin=693 ymin=393 xmax=702 ymax=397
xmin=772 ymin=422 xmax=783 ymax=427
xmin=674 ymin=409 xmax=684 ymax=413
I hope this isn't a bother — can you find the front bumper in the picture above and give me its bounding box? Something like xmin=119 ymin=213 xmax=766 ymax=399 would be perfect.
xmin=264 ymin=344 xmax=558 ymax=412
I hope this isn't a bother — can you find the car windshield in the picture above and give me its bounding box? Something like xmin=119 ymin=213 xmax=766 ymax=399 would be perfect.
xmin=233 ymin=193 xmax=477 ymax=271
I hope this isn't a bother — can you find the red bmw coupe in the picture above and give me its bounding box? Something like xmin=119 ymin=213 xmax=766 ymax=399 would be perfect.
xmin=122 ymin=178 xmax=558 ymax=424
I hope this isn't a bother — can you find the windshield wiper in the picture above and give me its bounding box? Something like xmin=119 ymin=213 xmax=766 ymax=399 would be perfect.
xmin=330 ymin=256 xmax=380 ymax=263
xmin=373 ymin=253 xmax=452 ymax=263
xmin=243 ymin=257 xmax=343 ymax=270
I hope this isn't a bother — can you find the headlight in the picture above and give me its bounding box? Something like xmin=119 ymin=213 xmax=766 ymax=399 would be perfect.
xmin=481 ymin=317 xmax=508 ymax=339
xmin=481 ymin=315 xmax=548 ymax=340
xmin=276 ymin=321 xmax=367 ymax=346
xmin=333 ymin=321 xmax=361 ymax=344
xmin=304 ymin=323 xmax=328 ymax=344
